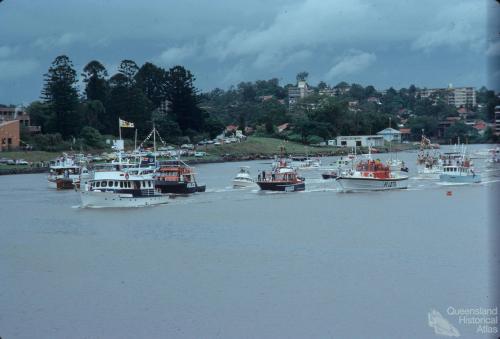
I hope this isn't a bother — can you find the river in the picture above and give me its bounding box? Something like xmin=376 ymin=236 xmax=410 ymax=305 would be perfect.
xmin=1 ymin=144 xmax=498 ymax=338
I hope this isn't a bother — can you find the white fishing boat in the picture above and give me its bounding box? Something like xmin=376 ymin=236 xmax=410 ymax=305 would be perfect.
xmin=439 ymin=149 xmax=481 ymax=184
xmin=47 ymin=155 xmax=81 ymax=189
xmin=232 ymin=166 xmax=257 ymax=188
xmin=80 ymin=170 xmax=168 ymax=208
xmin=336 ymin=158 xmax=408 ymax=192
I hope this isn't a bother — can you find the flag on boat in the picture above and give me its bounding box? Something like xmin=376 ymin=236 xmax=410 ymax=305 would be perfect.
xmin=119 ymin=118 xmax=135 ymax=128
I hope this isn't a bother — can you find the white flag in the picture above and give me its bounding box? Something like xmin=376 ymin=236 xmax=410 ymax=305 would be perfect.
xmin=119 ymin=118 xmax=135 ymax=128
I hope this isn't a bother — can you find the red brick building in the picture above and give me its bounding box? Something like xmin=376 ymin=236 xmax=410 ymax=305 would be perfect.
xmin=0 ymin=120 xmax=20 ymax=151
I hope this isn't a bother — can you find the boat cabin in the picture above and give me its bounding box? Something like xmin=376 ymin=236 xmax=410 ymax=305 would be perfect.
xmin=88 ymin=176 xmax=156 ymax=196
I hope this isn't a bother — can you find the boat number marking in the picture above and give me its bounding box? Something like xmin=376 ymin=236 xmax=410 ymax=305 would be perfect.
xmin=285 ymin=186 xmax=294 ymax=192
xmin=383 ymin=181 xmax=396 ymax=188
xmin=187 ymin=183 xmax=196 ymax=188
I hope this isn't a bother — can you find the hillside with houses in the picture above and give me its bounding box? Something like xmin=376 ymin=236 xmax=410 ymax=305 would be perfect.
xmin=1 ymin=57 xmax=499 ymax=154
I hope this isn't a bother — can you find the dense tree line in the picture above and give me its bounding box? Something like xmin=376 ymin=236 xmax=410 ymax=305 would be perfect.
xmin=28 ymin=55 xmax=221 ymax=149
xmin=200 ymin=74 xmax=499 ymax=144
xmin=26 ymin=57 xmax=499 ymax=150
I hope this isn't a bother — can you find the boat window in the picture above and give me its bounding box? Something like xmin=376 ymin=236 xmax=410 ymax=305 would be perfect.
xmin=148 ymin=181 xmax=152 ymax=187
xmin=128 ymin=182 xmax=131 ymax=188
xmin=96 ymin=182 xmax=100 ymax=187
xmin=102 ymin=181 xmax=107 ymax=187
xmin=120 ymin=181 xmax=123 ymax=188
xmin=115 ymin=181 xmax=118 ymax=187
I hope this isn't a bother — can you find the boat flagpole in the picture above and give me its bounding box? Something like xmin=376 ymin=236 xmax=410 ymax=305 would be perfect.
xmin=119 ymin=117 xmax=122 ymax=140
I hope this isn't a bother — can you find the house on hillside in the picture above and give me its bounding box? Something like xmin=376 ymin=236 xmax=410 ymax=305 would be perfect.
xmin=225 ymin=124 xmax=238 ymax=133
xmin=277 ymin=123 xmax=289 ymax=133
xmin=376 ymin=127 xmax=402 ymax=143
xmin=336 ymin=135 xmax=384 ymax=148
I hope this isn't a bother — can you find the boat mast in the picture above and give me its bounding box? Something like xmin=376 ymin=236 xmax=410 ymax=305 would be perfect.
xmin=153 ymin=123 xmax=157 ymax=165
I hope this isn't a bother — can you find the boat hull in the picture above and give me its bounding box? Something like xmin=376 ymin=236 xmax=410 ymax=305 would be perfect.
xmin=232 ymin=179 xmax=257 ymax=188
xmin=257 ymin=181 xmax=305 ymax=192
xmin=155 ymin=181 xmax=205 ymax=194
xmin=439 ymin=174 xmax=481 ymax=183
xmin=417 ymin=168 xmax=442 ymax=179
xmin=322 ymin=172 xmax=338 ymax=179
xmin=336 ymin=177 xmax=408 ymax=192
xmin=80 ymin=191 xmax=169 ymax=208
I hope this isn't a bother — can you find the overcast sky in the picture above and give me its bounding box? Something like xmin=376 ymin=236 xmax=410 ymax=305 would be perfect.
xmin=0 ymin=0 xmax=496 ymax=104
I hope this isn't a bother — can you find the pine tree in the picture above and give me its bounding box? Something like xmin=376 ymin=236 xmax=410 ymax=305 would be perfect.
xmin=82 ymin=60 xmax=108 ymax=103
xmin=165 ymin=65 xmax=205 ymax=132
xmin=41 ymin=55 xmax=80 ymax=139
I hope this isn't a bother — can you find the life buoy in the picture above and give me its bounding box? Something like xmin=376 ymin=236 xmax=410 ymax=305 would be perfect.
xmin=125 ymin=173 xmax=129 ymax=180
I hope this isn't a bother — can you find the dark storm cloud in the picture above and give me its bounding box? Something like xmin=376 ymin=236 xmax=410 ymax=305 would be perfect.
xmin=0 ymin=0 xmax=488 ymax=104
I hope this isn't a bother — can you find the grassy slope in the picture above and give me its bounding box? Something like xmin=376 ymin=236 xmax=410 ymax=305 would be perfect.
xmin=198 ymin=137 xmax=337 ymax=157
xmin=0 ymin=151 xmax=59 ymax=162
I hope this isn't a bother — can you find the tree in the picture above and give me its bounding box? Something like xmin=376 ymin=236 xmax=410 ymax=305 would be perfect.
xmin=444 ymin=122 xmax=476 ymax=143
xmin=317 ymin=81 xmax=328 ymax=90
xmin=118 ymin=59 xmax=139 ymax=87
xmin=165 ymin=65 xmax=205 ymax=132
xmin=80 ymin=126 xmax=105 ymax=148
xmin=151 ymin=110 xmax=182 ymax=143
xmin=105 ymin=70 xmax=152 ymax=136
xmin=237 ymin=82 xmax=257 ymax=102
xmin=136 ymin=62 xmax=168 ymax=108
xmin=82 ymin=60 xmax=108 ymax=103
xmin=80 ymin=100 xmax=106 ymax=130
xmin=296 ymin=71 xmax=309 ymax=82
xmin=41 ymin=55 xmax=80 ymax=138
xmin=26 ymin=101 xmax=52 ymax=133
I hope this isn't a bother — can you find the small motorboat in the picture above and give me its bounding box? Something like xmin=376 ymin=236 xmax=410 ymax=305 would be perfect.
xmin=232 ymin=166 xmax=257 ymax=188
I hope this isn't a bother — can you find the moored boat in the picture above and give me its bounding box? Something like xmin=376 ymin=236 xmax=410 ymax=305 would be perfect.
xmin=47 ymin=155 xmax=81 ymax=189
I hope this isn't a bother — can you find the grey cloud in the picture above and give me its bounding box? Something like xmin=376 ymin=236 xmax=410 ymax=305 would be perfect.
xmin=326 ymin=50 xmax=376 ymax=80
xmin=157 ymin=44 xmax=199 ymax=66
xmin=0 ymin=59 xmax=39 ymax=79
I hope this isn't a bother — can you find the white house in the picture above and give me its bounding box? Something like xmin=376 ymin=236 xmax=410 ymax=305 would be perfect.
xmin=335 ymin=135 xmax=384 ymax=148
xmin=376 ymin=128 xmax=401 ymax=143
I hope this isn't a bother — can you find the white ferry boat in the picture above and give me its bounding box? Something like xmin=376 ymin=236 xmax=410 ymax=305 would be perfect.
xmin=80 ymin=170 xmax=168 ymax=208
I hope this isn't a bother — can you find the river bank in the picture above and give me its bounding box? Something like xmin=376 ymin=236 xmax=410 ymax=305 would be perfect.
xmin=0 ymin=137 xmax=422 ymax=174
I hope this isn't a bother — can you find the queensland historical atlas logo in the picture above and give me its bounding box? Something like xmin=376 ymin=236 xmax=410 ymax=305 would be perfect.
xmin=428 ymin=307 xmax=498 ymax=336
